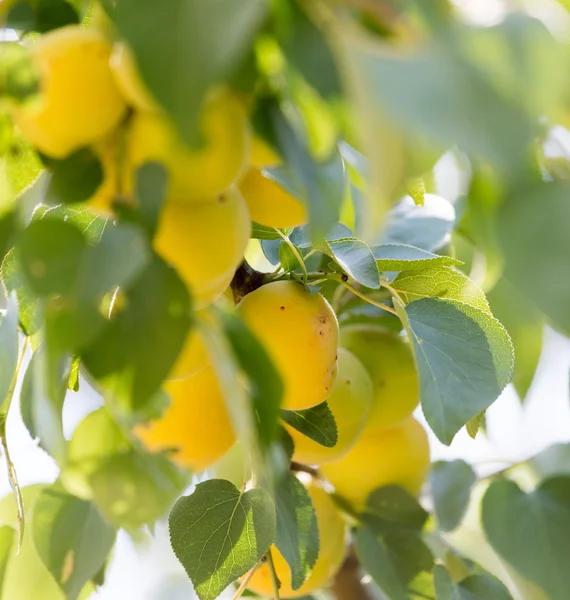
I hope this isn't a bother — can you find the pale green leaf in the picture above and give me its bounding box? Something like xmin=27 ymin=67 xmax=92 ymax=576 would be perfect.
xmin=327 ymin=238 xmax=381 ymax=289
xmin=0 ymin=293 xmax=19 ymax=406
xmin=433 ymin=564 xmax=513 ymax=600
xmin=372 ymin=243 xmax=462 ymax=272
xmin=430 ymin=460 xmax=476 ymax=532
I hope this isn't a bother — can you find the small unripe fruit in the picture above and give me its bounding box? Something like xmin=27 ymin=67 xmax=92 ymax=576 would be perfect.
xmin=287 ymin=348 xmax=373 ymax=465
xmin=237 ymin=281 xmax=339 ymax=410
xmin=247 ymin=477 xmax=347 ymax=598
xmin=14 ymin=26 xmax=127 ymax=158
xmin=321 ymin=416 xmax=430 ymax=511
xmin=135 ymin=366 xmax=235 ymax=472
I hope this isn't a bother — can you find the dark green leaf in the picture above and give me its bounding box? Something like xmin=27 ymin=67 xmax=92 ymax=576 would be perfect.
xmin=0 ymin=210 xmax=16 ymax=266
xmin=401 ymin=298 xmax=513 ymax=444
xmin=482 ymin=477 xmax=570 ymax=600
xmin=362 ymin=486 xmax=428 ymax=533
xmin=134 ymin=162 xmax=168 ymax=240
xmin=43 ymin=148 xmax=103 ymax=206
xmin=220 ymin=311 xmax=283 ymax=450
xmin=328 ymin=238 xmax=380 ymax=289
xmin=18 ymin=218 xmax=86 ymax=297
xmin=112 ymin=0 xmax=267 ymax=144
xmin=82 ymin=256 xmax=192 ymax=416
xmin=433 ymin=564 xmax=513 ymax=600
xmin=32 ymin=488 xmax=115 ymax=600
xmin=7 ymin=0 xmax=79 ymax=33
xmin=372 ymin=243 xmax=461 ymax=272
xmin=430 ymin=460 xmax=476 ymax=531
xmin=274 ymin=471 xmax=319 ymax=590
xmin=0 ymin=293 xmax=19 ymax=407
xmin=282 ymin=402 xmax=337 ymax=448
xmin=169 ymin=479 xmax=276 ymax=600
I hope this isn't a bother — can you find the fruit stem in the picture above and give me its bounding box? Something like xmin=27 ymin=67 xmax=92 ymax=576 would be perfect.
xmin=230 ymin=260 xmax=267 ymax=303
xmin=265 ymin=548 xmax=281 ymax=600
xmin=232 ymin=561 xmax=262 ymax=600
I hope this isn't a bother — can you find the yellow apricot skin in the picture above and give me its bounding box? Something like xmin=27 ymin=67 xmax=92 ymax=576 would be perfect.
xmin=287 ymin=348 xmax=373 ymax=465
xmin=250 ymin=136 xmax=280 ymax=168
xmin=154 ymin=186 xmax=251 ymax=309
xmin=110 ymin=43 xmax=158 ymax=112
xmin=237 ymin=281 xmax=339 ymax=410
xmin=135 ymin=366 xmax=235 ymax=472
xmin=167 ymin=323 xmax=209 ymax=382
xmin=239 ymin=168 xmax=308 ymax=229
xmin=124 ymin=91 xmax=251 ymax=202
xmin=13 ymin=25 xmax=127 ymax=158
xmin=321 ymin=416 xmax=430 ymax=511
xmin=84 ymin=136 xmax=118 ymax=215
xmin=247 ymin=477 xmax=347 ymax=598
xmin=340 ymin=324 xmax=419 ymax=429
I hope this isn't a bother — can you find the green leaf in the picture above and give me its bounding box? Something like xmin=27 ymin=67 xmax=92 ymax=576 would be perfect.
xmin=7 ymin=0 xmax=79 ymax=32
xmin=498 ymin=181 xmax=570 ymax=335
xmin=67 ymin=355 xmax=80 ymax=392
xmin=327 ymin=238 xmax=381 ymax=289
xmin=34 ymin=203 xmax=109 ymax=245
xmin=220 ymin=311 xmax=283 ymax=451
xmin=528 ymin=443 xmax=570 ymax=479
xmin=0 ymin=293 xmax=19 ymax=406
xmin=381 ymin=195 xmax=456 ymax=252
xmin=251 ymin=223 xmax=291 ymax=241
xmin=354 ymin=526 xmax=433 ymax=600
xmin=430 ymin=460 xmax=476 ymax=532
xmin=18 ymin=218 xmax=86 ymax=297
xmin=32 ymin=488 xmax=115 ymax=600
xmin=20 ymin=346 xmax=67 ymax=462
xmin=82 ymin=256 xmax=192 ymax=416
xmin=112 ymin=0 xmax=267 ymax=145
xmin=487 ymin=278 xmax=543 ymax=400
xmin=393 ymin=266 xmax=489 ymax=312
xmin=482 ymin=477 xmax=570 ymax=600
xmin=401 ymin=298 xmax=513 ymax=444
xmin=433 ymin=564 xmax=513 ymax=600
xmin=134 ymin=162 xmax=168 ymax=240
xmin=0 ymin=526 xmax=15 ymax=597
xmin=279 ymin=241 xmax=301 ymax=272
xmin=43 ymin=149 xmax=103 ymax=206
xmin=361 ymin=486 xmax=428 ymax=533
xmin=169 ymin=479 xmax=276 ymax=600
xmin=281 ymin=402 xmax=337 ymax=448
xmin=274 ymin=472 xmax=319 ymax=590
xmin=372 ymin=243 xmax=462 ymax=272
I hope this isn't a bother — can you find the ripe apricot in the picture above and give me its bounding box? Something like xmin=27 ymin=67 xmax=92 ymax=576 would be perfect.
xmin=250 ymin=136 xmax=280 ymax=168
xmin=321 ymin=416 xmax=430 ymax=511
xmin=154 ymin=186 xmax=250 ymax=308
xmin=287 ymin=348 xmax=373 ymax=465
xmin=167 ymin=324 xmax=209 ymax=381
xmin=124 ymin=91 xmax=250 ymax=202
xmin=247 ymin=477 xmax=347 ymax=598
xmin=110 ymin=43 xmax=158 ymax=112
xmin=341 ymin=324 xmax=419 ymax=429
xmin=135 ymin=366 xmax=235 ymax=472
xmin=13 ymin=26 xmax=126 ymax=158
xmin=237 ymin=281 xmax=339 ymax=410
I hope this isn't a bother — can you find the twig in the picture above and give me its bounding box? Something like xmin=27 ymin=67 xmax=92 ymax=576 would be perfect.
xmin=339 ymin=280 xmax=397 ymax=315
xmin=232 ymin=561 xmax=262 ymax=600
xmin=265 ymin=548 xmax=281 ymax=600
xmin=331 ymin=547 xmax=375 ymax=600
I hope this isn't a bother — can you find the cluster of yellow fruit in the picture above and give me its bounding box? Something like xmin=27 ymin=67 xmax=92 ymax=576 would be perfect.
xmin=11 ymin=22 xmax=430 ymax=599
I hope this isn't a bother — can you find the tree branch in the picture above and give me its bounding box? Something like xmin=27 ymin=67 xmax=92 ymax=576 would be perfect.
xmin=230 ymin=260 xmax=266 ymax=304
xmin=331 ymin=547 xmax=376 ymax=600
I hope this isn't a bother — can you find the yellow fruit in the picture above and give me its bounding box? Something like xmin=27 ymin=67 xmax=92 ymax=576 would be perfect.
xmin=136 ymin=366 xmax=235 ymax=471
xmin=239 ymin=168 xmax=307 ymax=229
xmin=340 ymin=325 xmax=419 ymax=429
xmin=154 ymin=186 xmax=250 ymax=308
xmin=124 ymin=91 xmax=250 ymax=202
xmin=13 ymin=25 xmax=126 ymax=158
xmin=84 ymin=136 xmax=118 ymax=215
xmin=321 ymin=416 xmax=430 ymax=511
xmin=167 ymin=324 xmax=209 ymax=381
xmin=110 ymin=43 xmax=158 ymax=112
xmin=237 ymin=281 xmax=339 ymax=410
xmin=247 ymin=477 xmax=347 ymax=598
xmin=250 ymin=136 xmax=280 ymax=168
xmin=287 ymin=348 xmax=373 ymax=465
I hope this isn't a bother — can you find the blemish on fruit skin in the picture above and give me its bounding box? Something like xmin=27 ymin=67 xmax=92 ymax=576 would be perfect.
xmin=280 ymin=306 xmax=285 ymax=311
xmin=319 ymin=330 xmax=324 ymax=336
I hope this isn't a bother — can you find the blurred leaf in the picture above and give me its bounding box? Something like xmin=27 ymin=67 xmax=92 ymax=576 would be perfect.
xmin=0 ymin=210 xmax=16 ymax=267
xmin=372 ymin=243 xmax=461 ymax=272
xmin=32 ymin=488 xmax=115 ymax=600
xmin=465 ymin=411 xmax=485 ymax=440
xmin=361 ymin=486 xmax=428 ymax=533
xmin=0 ymin=294 xmax=19 ymax=407
xmin=169 ymin=479 xmax=276 ymax=600
xmin=289 ymin=222 xmax=353 ymax=249
xmin=433 ymin=564 xmax=513 ymax=600
xmin=134 ymin=162 xmax=168 ymax=240
xmin=67 ymin=355 xmax=80 ymax=392
xmin=327 ymin=238 xmax=381 ymax=289
xmin=112 ymin=0 xmax=267 ymax=144
xmin=354 ymin=526 xmax=433 ymax=600
xmin=399 ymin=298 xmax=513 ymax=444
xmin=220 ymin=311 xmax=283 ymax=451
xmin=498 ymin=181 xmax=570 ymax=335
xmin=381 ymin=195 xmax=456 ymax=252
xmin=274 ymin=471 xmax=319 ymax=590
xmin=487 ymin=278 xmax=543 ymax=400
xmin=282 ymin=402 xmax=337 ymax=448
xmin=482 ymin=477 xmax=570 ymax=600
xmin=528 ymin=443 xmax=570 ymax=479
xmin=43 ymin=149 xmax=103 ymax=206
xmin=82 ymin=257 xmax=192 ymax=416
xmin=392 ymin=266 xmax=489 ymax=312
xmin=430 ymin=460 xmax=476 ymax=532
xmin=7 ymin=0 xmax=79 ymax=33
xmin=34 ymin=204 xmax=109 ymax=245
xmin=0 ymin=527 xmax=14 ymax=597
